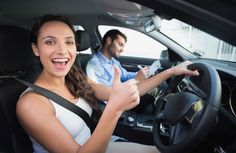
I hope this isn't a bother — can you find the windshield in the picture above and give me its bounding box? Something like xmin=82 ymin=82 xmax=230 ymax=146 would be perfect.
xmin=156 ymin=17 xmax=236 ymax=62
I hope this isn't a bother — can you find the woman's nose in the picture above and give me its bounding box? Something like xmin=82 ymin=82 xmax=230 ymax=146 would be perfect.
xmin=57 ymin=42 xmax=68 ymax=54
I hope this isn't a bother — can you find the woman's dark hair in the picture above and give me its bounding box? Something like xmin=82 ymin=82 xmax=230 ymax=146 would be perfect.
xmin=30 ymin=14 xmax=77 ymax=45
xmin=30 ymin=14 xmax=99 ymax=110
xmin=102 ymin=29 xmax=127 ymax=47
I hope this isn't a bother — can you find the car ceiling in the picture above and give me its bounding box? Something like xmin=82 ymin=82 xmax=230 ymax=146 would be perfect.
xmin=0 ymin=0 xmax=236 ymax=46
xmin=0 ymin=0 xmax=152 ymax=28
xmin=129 ymin=0 xmax=236 ymax=46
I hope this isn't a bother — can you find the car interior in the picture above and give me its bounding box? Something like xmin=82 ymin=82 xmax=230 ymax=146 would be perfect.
xmin=0 ymin=25 xmax=41 ymax=153
xmin=75 ymin=30 xmax=93 ymax=72
xmin=0 ymin=0 xmax=236 ymax=153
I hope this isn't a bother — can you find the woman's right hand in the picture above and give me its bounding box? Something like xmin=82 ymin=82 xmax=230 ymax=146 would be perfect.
xmin=107 ymin=66 xmax=140 ymax=114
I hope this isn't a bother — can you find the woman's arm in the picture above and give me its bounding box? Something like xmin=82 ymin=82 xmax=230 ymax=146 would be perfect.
xmin=88 ymin=68 xmax=172 ymax=100
xmin=90 ymin=61 xmax=199 ymax=100
xmin=17 ymin=67 xmax=139 ymax=153
xmin=88 ymin=78 xmax=112 ymax=101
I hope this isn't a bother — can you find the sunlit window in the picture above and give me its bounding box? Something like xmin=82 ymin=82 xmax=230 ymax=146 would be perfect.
xmin=98 ymin=25 xmax=167 ymax=59
xmin=159 ymin=19 xmax=236 ymax=62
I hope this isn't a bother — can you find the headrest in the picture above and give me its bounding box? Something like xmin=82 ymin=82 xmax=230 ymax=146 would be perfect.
xmin=0 ymin=25 xmax=39 ymax=73
xmin=76 ymin=30 xmax=91 ymax=52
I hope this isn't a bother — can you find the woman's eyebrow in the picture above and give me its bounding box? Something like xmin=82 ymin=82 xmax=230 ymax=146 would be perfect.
xmin=65 ymin=36 xmax=74 ymax=39
xmin=42 ymin=36 xmax=56 ymax=40
xmin=41 ymin=36 xmax=74 ymax=40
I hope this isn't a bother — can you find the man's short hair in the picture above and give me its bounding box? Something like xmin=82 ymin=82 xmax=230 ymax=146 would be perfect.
xmin=102 ymin=29 xmax=127 ymax=46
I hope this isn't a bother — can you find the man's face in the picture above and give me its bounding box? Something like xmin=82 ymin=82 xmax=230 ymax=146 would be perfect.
xmin=107 ymin=35 xmax=126 ymax=59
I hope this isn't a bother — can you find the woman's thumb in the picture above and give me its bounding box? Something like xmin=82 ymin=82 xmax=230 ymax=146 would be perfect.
xmin=112 ymin=66 xmax=121 ymax=87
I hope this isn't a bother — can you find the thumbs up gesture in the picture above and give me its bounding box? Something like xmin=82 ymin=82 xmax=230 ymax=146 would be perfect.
xmin=107 ymin=66 xmax=140 ymax=114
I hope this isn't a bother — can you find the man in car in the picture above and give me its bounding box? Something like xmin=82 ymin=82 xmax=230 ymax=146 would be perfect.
xmin=86 ymin=29 xmax=166 ymax=99
xmin=86 ymin=29 xmax=154 ymax=142
xmin=86 ymin=29 xmax=167 ymax=103
xmin=86 ymin=29 xmax=148 ymax=86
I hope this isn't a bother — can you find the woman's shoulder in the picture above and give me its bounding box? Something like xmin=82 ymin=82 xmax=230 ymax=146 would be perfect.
xmin=16 ymin=88 xmax=54 ymax=117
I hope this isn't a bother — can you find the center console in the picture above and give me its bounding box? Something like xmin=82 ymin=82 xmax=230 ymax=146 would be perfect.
xmin=114 ymin=110 xmax=154 ymax=145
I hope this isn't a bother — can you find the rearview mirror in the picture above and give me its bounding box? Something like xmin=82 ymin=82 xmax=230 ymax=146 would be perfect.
xmin=144 ymin=18 xmax=155 ymax=33
xmin=144 ymin=15 xmax=162 ymax=33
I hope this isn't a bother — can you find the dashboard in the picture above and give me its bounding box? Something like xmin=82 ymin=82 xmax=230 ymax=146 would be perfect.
xmin=221 ymin=80 xmax=236 ymax=117
xmin=177 ymin=76 xmax=236 ymax=119
xmin=189 ymin=59 xmax=236 ymax=120
xmin=176 ymin=62 xmax=236 ymax=148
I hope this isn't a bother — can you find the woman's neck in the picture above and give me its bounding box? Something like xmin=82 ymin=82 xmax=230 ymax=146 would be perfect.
xmin=35 ymin=72 xmax=66 ymax=89
xmin=35 ymin=72 xmax=77 ymax=102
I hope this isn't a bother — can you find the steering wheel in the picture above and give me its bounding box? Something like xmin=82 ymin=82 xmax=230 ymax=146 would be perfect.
xmin=153 ymin=62 xmax=221 ymax=153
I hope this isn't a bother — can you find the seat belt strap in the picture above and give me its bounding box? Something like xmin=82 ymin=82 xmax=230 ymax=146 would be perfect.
xmin=14 ymin=77 xmax=91 ymax=127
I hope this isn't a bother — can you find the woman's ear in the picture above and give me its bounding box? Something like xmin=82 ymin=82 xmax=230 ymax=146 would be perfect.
xmin=31 ymin=43 xmax=39 ymax=56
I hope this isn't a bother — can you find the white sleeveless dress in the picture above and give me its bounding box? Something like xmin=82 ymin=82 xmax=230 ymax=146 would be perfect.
xmin=22 ymin=88 xmax=93 ymax=153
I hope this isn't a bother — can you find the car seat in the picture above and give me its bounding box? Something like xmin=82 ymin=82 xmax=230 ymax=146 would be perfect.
xmin=0 ymin=25 xmax=41 ymax=153
xmin=75 ymin=30 xmax=92 ymax=72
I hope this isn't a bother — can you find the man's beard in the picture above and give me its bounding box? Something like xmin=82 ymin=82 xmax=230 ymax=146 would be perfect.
xmin=108 ymin=44 xmax=119 ymax=59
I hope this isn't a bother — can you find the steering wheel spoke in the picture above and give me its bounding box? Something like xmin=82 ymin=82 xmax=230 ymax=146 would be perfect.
xmin=169 ymin=123 xmax=181 ymax=145
xmin=169 ymin=120 xmax=192 ymax=145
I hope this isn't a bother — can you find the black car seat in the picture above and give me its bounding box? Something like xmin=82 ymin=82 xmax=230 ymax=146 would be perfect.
xmin=75 ymin=30 xmax=92 ymax=72
xmin=0 ymin=25 xmax=41 ymax=153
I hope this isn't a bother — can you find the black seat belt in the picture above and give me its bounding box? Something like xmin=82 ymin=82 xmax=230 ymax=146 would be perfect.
xmin=13 ymin=77 xmax=91 ymax=127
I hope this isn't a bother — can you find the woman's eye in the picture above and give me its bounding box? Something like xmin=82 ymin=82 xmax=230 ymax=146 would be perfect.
xmin=45 ymin=40 xmax=55 ymax=45
xmin=66 ymin=41 xmax=74 ymax=45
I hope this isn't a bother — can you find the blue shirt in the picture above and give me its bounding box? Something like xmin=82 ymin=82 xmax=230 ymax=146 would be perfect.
xmin=86 ymin=51 xmax=136 ymax=86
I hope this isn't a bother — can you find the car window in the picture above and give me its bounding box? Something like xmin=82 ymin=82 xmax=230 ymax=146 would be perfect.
xmin=157 ymin=18 xmax=236 ymax=62
xmin=98 ymin=25 xmax=167 ymax=59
